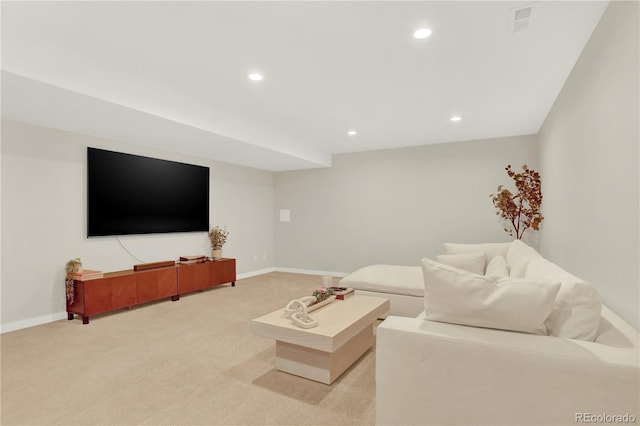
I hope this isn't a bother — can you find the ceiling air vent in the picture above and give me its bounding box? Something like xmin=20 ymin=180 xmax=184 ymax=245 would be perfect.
xmin=509 ymin=4 xmax=535 ymax=33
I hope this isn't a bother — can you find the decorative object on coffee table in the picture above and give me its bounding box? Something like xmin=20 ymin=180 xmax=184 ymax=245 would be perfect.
xmin=490 ymin=164 xmax=543 ymax=240
xmin=282 ymin=292 xmax=337 ymax=329
xmin=307 ymin=296 xmax=336 ymax=311
xmin=283 ymin=297 xmax=319 ymax=329
xmin=208 ymin=225 xmax=229 ymax=259
xmin=330 ymin=286 xmax=354 ymax=300
xmin=313 ymin=287 xmax=334 ymax=302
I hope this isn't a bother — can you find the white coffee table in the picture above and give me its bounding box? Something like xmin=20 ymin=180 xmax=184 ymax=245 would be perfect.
xmin=251 ymin=295 xmax=390 ymax=384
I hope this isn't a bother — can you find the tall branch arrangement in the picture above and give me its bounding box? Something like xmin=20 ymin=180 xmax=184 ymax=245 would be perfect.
xmin=490 ymin=164 xmax=543 ymax=240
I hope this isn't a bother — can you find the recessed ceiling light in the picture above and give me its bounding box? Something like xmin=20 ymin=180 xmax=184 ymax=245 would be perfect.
xmin=413 ymin=28 xmax=432 ymax=39
xmin=450 ymin=115 xmax=462 ymax=122
xmin=347 ymin=130 xmax=358 ymax=136
xmin=248 ymin=73 xmax=263 ymax=81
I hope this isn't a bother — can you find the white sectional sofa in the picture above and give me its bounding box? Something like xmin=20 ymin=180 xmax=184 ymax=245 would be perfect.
xmin=376 ymin=306 xmax=639 ymax=425
xmin=344 ymin=241 xmax=640 ymax=425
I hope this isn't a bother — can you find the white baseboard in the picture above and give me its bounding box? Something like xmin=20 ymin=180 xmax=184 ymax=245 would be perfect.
xmin=1 ymin=267 xmax=348 ymax=333
xmin=237 ymin=267 xmax=348 ymax=279
xmin=274 ymin=267 xmax=349 ymax=278
xmin=236 ymin=267 xmax=277 ymax=280
xmin=1 ymin=312 xmax=68 ymax=334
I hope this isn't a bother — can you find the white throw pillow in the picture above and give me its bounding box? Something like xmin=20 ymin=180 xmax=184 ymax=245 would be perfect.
xmin=506 ymin=239 xmax=542 ymax=278
xmin=443 ymin=242 xmax=511 ymax=263
xmin=525 ymin=257 xmax=602 ymax=341
xmin=436 ymin=252 xmax=486 ymax=275
xmin=421 ymin=258 xmax=560 ymax=335
xmin=485 ymin=255 xmax=509 ymax=278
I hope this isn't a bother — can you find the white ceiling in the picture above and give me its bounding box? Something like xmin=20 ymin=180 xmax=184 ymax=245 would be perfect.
xmin=1 ymin=1 xmax=609 ymax=171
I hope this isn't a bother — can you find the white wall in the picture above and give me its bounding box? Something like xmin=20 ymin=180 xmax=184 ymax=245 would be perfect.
xmin=538 ymin=1 xmax=639 ymax=328
xmin=1 ymin=119 xmax=276 ymax=329
xmin=275 ymin=135 xmax=538 ymax=273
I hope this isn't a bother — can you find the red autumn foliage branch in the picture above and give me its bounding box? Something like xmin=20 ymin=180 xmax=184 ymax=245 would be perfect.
xmin=490 ymin=164 xmax=544 ymax=240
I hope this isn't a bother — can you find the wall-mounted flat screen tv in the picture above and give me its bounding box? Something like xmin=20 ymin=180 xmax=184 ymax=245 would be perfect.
xmin=87 ymin=147 xmax=209 ymax=237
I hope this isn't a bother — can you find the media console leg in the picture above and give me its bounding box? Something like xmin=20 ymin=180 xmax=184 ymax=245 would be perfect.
xmin=67 ymin=313 xmax=74 ymax=320
xmin=172 ymin=295 xmax=180 ymax=301
xmin=232 ymin=281 xmax=235 ymax=287
xmin=82 ymin=316 xmax=89 ymax=325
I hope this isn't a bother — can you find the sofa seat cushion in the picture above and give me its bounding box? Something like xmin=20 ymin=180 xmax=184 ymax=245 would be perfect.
xmin=339 ymin=264 xmax=424 ymax=297
xmin=421 ymin=258 xmax=561 ymax=335
xmin=525 ymin=257 xmax=602 ymax=341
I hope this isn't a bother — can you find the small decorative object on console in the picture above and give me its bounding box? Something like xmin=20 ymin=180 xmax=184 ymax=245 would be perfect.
xmin=178 ymin=255 xmax=207 ymax=264
xmin=133 ymin=260 xmax=175 ymax=271
xmin=66 ymin=258 xmax=83 ymax=274
xmin=65 ymin=258 xmax=83 ymax=305
xmin=71 ymin=269 xmax=104 ymax=280
xmin=209 ymin=225 xmax=229 ymax=259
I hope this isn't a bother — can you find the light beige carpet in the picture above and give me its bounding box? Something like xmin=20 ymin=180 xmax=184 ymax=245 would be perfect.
xmin=1 ymin=272 xmax=379 ymax=425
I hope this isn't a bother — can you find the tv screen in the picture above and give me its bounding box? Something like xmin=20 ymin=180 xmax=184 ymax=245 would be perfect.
xmin=87 ymin=148 xmax=209 ymax=237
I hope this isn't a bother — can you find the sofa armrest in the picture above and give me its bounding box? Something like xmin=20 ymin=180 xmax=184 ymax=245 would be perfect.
xmin=376 ymin=316 xmax=639 ymax=426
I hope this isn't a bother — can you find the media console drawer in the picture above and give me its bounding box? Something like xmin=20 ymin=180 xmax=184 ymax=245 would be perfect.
xmin=176 ymin=258 xmax=236 ymax=296
xmin=176 ymin=261 xmax=210 ymax=294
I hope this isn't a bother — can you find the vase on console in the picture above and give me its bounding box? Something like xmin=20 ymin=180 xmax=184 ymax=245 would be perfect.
xmin=209 ymin=225 xmax=229 ymax=260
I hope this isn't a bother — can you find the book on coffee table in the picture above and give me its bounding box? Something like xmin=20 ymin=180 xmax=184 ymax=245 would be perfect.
xmin=330 ymin=287 xmax=354 ymax=300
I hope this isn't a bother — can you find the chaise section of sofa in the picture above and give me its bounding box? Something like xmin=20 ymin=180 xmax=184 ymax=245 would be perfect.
xmin=340 ymin=264 xmax=425 ymax=317
xmin=376 ymin=306 xmax=640 ymax=425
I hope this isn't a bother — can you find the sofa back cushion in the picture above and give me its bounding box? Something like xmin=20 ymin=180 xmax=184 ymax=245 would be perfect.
xmin=525 ymin=257 xmax=602 ymax=341
xmin=422 ymin=258 xmax=560 ymax=335
xmin=506 ymin=239 xmax=542 ymax=278
xmin=443 ymin=242 xmax=511 ymax=263
xmin=485 ymin=255 xmax=509 ymax=278
xmin=436 ymin=252 xmax=486 ymax=274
